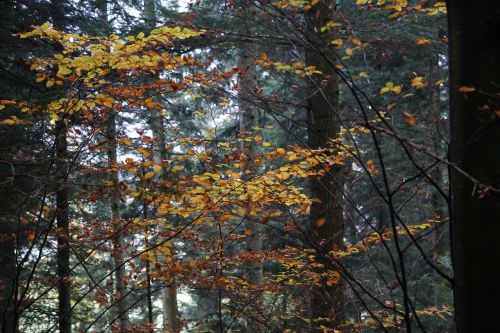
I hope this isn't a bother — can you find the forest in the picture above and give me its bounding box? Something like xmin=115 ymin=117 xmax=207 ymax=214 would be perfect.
xmin=0 ymin=0 xmax=498 ymax=332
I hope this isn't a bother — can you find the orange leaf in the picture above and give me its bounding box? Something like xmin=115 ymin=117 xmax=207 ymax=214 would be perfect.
xmin=403 ymin=112 xmax=416 ymax=126
xmin=315 ymin=218 xmax=327 ymax=228
xmin=458 ymin=86 xmax=475 ymax=93
xmin=416 ymin=38 xmax=432 ymax=45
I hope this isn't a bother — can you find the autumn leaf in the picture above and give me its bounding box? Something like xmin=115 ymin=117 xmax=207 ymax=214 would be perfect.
xmin=411 ymin=76 xmax=427 ymax=89
xmin=136 ymin=147 xmax=151 ymax=158
xmin=26 ymin=230 xmax=36 ymax=241
xmin=416 ymin=38 xmax=432 ymax=45
xmin=144 ymin=171 xmax=155 ymax=180
xmin=380 ymin=82 xmax=402 ymax=94
xmin=348 ymin=35 xmax=362 ymax=47
xmin=366 ymin=160 xmax=378 ymax=174
xmin=315 ymin=218 xmax=326 ymax=228
xmin=58 ymin=66 xmax=72 ymax=75
xmin=330 ymin=39 xmax=343 ymax=48
xmin=458 ymin=86 xmax=475 ymax=93
xmin=403 ymin=112 xmax=416 ymax=126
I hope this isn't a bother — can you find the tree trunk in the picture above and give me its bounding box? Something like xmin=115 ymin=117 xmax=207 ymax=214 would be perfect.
xmin=447 ymin=1 xmax=500 ymax=332
xmin=55 ymin=120 xmax=71 ymax=333
xmin=50 ymin=1 xmax=71 ymax=332
xmin=238 ymin=39 xmax=264 ymax=331
xmin=106 ymin=116 xmax=130 ymax=333
xmin=0 ymin=222 xmax=16 ymax=333
xmin=149 ymin=106 xmax=180 ymax=332
xmin=143 ymin=1 xmax=180 ymax=331
xmin=96 ymin=1 xmax=131 ymax=330
xmin=305 ymin=1 xmax=345 ymax=329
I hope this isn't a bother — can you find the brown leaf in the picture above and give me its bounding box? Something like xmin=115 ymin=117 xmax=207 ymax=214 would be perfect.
xmin=403 ymin=112 xmax=416 ymax=126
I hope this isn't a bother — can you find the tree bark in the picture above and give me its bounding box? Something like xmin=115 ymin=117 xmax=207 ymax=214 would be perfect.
xmin=0 ymin=222 xmax=16 ymax=333
xmin=51 ymin=1 xmax=71 ymax=332
xmin=106 ymin=116 xmax=131 ymax=333
xmin=143 ymin=1 xmax=180 ymax=330
xmin=447 ymin=1 xmax=500 ymax=332
xmin=55 ymin=120 xmax=71 ymax=333
xmin=238 ymin=38 xmax=264 ymax=331
xmin=305 ymin=1 xmax=345 ymax=329
xmin=96 ymin=1 xmax=131 ymax=330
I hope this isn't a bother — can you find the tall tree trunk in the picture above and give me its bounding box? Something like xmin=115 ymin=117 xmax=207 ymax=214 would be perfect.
xmin=51 ymin=1 xmax=71 ymax=332
xmin=106 ymin=117 xmax=130 ymax=332
xmin=0 ymin=222 xmax=16 ymax=333
xmin=447 ymin=1 xmax=500 ymax=332
xmin=55 ymin=120 xmax=71 ymax=333
xmin=149 ymin=105 xmax=179 ymax=332
xmin=305 ymin=1 xmax=345 ymax=330
xmin=143 ymin=1 xmax=180 ymax=331
xmin=238 ymin=39 xmax=264 ymax=331
xmin=97 ymin=1 xmax=131 ymax=331
xmin=429 ymin=50 xmax=448 ymax=307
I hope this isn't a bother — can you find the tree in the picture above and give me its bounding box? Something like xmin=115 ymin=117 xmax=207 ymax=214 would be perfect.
xmin=448 ymin=1 xmax=500 ymax=332
xmin=0 ymin=1 xmax=463 ymax=331
xmin=49 ymin=1 xmax=72 ymax=332
xmin=304 ymin=0 xmax=345 ymax=329
xmin=143 ymin=0 xmax=181 ymax=330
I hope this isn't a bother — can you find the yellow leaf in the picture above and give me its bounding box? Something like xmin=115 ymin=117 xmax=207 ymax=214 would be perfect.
xmin=330 ymin=39 xmax=343 ymax=48
xmin=46 ymin=80 xmax=54 ymax=88
xmin=153 ymin=165 xmax=162 ymax=173
xmin=358 ymin=71 xmax=368 ymax=78
xmin=356 ymin=0 xmax=369 ymax=5
xmin=416 ymin=37 xmax=432 ymax=45
xmin=40 ymin=22 xmax=51 ymax=31
xmin=43 ymin=205 xmax=50 ymax=217
xmin=172 ymin=165 xmax=184 ymax=171
xmin=244 ymin=229 xmax=253 ymax=236
xmin=276 ymin=148 xmax=286 ymax=155
xmin=58 ymin=66 xmax=72 ymax=75
xmin=348 ymin=35 xmax=362 ymax=47
xmin=144 ymin=171 xmax=155 ymax=180
xmin=410 ymin=76 xmax=426 ymax=89
xmin=136 ymin=147 xmax=151 ymax=158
